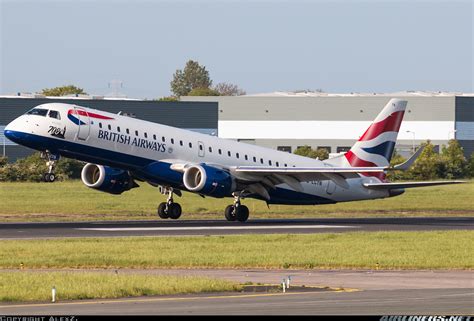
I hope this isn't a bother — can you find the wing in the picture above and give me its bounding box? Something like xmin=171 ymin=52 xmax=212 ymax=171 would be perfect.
xmin=363 ymin=181 xmax=465 ymax=190
xmin=229 ymin=165 xmax=387 ymax=198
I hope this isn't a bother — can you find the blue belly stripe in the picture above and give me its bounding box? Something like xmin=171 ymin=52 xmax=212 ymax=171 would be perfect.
xmin=4 ymin=130 xmax=335 ymax=205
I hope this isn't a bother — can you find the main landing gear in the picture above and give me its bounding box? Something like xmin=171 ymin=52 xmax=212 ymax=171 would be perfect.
xmin=157 ymin=187 xmax=182 ymax=220
xmin=40 ymin=151 xmax=60 ymax=182
xmin=224 ymin=193 xmax=249 ymax=222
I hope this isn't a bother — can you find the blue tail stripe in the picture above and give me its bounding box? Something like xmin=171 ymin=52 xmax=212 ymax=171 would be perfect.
xmin=361 ymin=141 xmax=396 ymax=160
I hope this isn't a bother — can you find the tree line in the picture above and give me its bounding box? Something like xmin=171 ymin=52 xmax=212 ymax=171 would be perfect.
xmin=36 ymin=60 xmax=245 ymax=99
xmin=293 ymin=140 xmax=474 ymax=180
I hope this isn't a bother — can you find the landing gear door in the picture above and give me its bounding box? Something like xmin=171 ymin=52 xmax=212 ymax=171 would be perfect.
xmin=75 ymin=107 xmax=90 ymax=141
xmin=198 ymin=141 xmax=205 ymax=157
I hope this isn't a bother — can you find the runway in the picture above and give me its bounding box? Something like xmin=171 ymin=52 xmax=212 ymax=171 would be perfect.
xmin=1 ymin=270 xmax=472 ymax=315
xmin=0 ymin=216 xmax=472 ymax=239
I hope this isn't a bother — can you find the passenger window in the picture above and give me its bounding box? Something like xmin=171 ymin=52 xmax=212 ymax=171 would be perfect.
xmin=218 ymin=149 xmax=222 ymax=155
xmin=284 ymin=164 xmax=288 ymax=167
xmin=108 ymin=124 xmax=111 ymax=130
xmin=171 ymin=138 xmax=174 ymax=144
xmin=99 ymin=123 xmax=103 ymax=129
xmin=48 ymin=110 xmax=60 ymax=120
xmin=209 ymin=147 xmax=212 ymax=152
xmin=180 ymin=140 xmax=183 ymax=146
xmin=269 ymin=160 xmax=272 ymax=166
xmin=189 ymin=142 xmax=192 ymax=148
xmin=135 ymin=130 xmax=139 ymax=136
xmin=236 ymin=153 xmax=239 ymax=159
xmin=276 ymin=162 xmax=279 ymax=167
xmin=260 ymin=158 xmax=264 ymax=164
xmin=245 ymin=155 xmax=248 ymax=161
xmin=162 ymin=137 xmax=165 ymax=142
xmin=153 ymin=134 xmax=156 ymax=140
xmin=227 ymin=151 xmax=231 ymax=157
xmin=126 ymin=128 xmax=129 ymax=134
xmin=117 ymin=127 xmax=121 ymax=132
xmin=199 ymin=145 xmax=203 ymax=151
xmin=253 ymin=156 xmax=256 ymax=162
xmin=144 ymin=132 xmax=148 ymax=138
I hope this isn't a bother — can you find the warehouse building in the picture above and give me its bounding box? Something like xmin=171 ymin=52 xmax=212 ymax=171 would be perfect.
xmin=1 ymin=91 xmax=473 ymax=162
xmin=0 ymin=94 xmax=218 ymax=161
xmin=182 ymin=92 xmax=474 ymax=158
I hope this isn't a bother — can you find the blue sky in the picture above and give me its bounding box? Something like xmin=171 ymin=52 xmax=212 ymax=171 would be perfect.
xmin=1 ymin=0 xmax=472 ymax=98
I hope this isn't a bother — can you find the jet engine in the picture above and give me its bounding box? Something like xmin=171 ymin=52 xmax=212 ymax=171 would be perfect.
xmin=183 ymin=164 xmax=235 ymax=198
xmin=81 ymin=163 xmax=138 ymax=195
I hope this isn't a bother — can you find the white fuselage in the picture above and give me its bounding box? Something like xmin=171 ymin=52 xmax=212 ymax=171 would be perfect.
xmin=5 ymin=103 xmax=389 ymax=204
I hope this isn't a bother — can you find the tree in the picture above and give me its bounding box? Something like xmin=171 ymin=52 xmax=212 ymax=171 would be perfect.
xmin=294 ymin=146 xmax=329 ymax=160
xmin=468 ymin=152 xmax=474 ymax=178
xmin=170 ymin=60 xmax=212 ymax=97
xmin=188 ymin=87 xmax=220 ymax=96
xmin=409 ymin=141 xmax=441 ymax=180
xmin=214 ymin=82 xmax=246 ymax=96
xmin=439 ymin=140 xmax=468 ymax=179
xmin=41 ymin=85 xmax=86 ymax=96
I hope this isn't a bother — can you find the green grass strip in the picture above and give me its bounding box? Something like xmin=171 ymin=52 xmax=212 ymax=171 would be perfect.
xmin=0 ymin=272 xmax=242 ymax=302
xmin=1 ymin=231 xmax=472 ymax=270
xmin=0 ymin=181 xmax=472 ymax=221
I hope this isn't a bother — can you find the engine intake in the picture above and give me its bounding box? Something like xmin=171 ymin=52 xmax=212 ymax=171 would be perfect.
xmin=183 ymin=164 xmax=235 ymax=198
xmin=81 ymin=163 xmax=138 ymax=195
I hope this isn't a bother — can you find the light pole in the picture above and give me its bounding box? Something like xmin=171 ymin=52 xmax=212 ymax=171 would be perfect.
xmin=406 ymin=130 xmax=415 ymax=153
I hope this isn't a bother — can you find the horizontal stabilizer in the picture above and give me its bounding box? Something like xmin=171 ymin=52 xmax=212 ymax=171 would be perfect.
xmin=363 ymin=181 xmax=465 ymax=190
xmin=390 ymin=145 xmax=425 ymax=171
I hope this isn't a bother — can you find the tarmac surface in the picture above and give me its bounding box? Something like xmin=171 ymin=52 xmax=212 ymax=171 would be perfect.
xmin=0 ymin=269 xmax=472 ymax=315
xmin=0 ymin=216 xmax=472 ymax=239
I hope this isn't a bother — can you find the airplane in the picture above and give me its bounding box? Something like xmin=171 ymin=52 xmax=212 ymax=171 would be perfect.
xmin=3 ymin=98 xmax=462 ymax=222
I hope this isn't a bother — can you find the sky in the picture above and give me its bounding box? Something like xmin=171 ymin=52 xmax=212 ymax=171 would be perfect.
xmin=0 ymin=0 xmax=472 ymax=99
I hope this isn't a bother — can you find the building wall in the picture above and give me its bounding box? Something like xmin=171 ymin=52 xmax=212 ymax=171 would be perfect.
xmin=0 ymin=97 xmax=218 ymax=161
xmin=455 ymin=97 xmax=474 ymax=157
xmin=183 ymin=95 xmax=459 ymax=157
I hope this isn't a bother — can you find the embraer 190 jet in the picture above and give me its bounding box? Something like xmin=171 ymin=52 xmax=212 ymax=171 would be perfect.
xmin=4 ymin=99 xmax=461 ymax=222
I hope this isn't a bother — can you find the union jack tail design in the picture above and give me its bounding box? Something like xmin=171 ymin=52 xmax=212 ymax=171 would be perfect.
xmin=345 ymin=99 xmax=407 ymax=181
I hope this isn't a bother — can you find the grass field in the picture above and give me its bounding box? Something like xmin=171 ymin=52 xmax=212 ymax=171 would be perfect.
xmin=0 ymin=272 xmax=241 ymax=302
xmin=0 ymin=180 xmax=472 ymax=222
xmin=1 ymin=231 xmax=472 ymax=270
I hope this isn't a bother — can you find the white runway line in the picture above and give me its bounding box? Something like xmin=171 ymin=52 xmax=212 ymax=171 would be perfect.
xmin=77 ymin=225 xmax=359 ymax=232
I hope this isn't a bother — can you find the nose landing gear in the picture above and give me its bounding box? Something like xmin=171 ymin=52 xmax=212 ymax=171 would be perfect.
xmin=40 ymin=151 xmax=60 ymax=182
xmin=157 ymin=187 xmax=182 ymax=220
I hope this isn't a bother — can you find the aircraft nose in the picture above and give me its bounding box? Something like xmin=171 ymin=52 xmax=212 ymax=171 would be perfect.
xmin=3 ymin=119 xmax=21 ymax=143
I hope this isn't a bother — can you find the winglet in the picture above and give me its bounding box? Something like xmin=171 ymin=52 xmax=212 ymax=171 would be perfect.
xmin=391 ymin=145 xmax=425 ymax=171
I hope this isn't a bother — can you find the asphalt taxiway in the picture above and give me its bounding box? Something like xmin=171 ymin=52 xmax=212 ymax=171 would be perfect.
xmin=0 ymin=216 xmax=472 ymax=239
xmin=0 ymin=270 xmax=472 ymax=315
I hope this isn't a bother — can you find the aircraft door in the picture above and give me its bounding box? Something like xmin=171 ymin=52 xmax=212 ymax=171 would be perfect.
xmin=198 ymin=141 xmax=205 ymax=157
xmin=326 ymin=180 xmax=336 ymax=195
xmin=75 ymin=107 xmax=90 ymax=141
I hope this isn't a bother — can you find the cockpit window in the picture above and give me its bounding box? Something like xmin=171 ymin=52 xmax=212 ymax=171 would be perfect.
xmin=48 ymin=110 xmax=61 ymax=120
xmin=26 ymin=108 xmax=48 ymax=116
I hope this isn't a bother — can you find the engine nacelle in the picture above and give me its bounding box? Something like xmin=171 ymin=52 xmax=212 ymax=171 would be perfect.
xmin=183 ymin=164 xmax=235 ymax=198
xmin=81 ymin=163 xmax=138 ymax=195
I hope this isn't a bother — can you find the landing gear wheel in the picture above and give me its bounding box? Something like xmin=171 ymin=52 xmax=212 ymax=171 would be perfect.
xmin=168 ymin=203 xmax=182 ymax=220
xmin=225 ymin=205 xmax=236 ymax=221
xmin=43 ymin=173 xmax=56 ymax=182
xmin=157 ymin=202 xmax=169 ymax=219
xmin=235 ymin=205 xmax=249 ymax=222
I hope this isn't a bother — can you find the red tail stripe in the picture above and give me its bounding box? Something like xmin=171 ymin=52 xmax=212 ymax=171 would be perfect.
xmin=344 ymin=151 xmax=386 ymax=181
xmin=344 ymin=150 xmax=378 ymax=167
xmin=359 ymin=111 xmax=405 ymax=142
